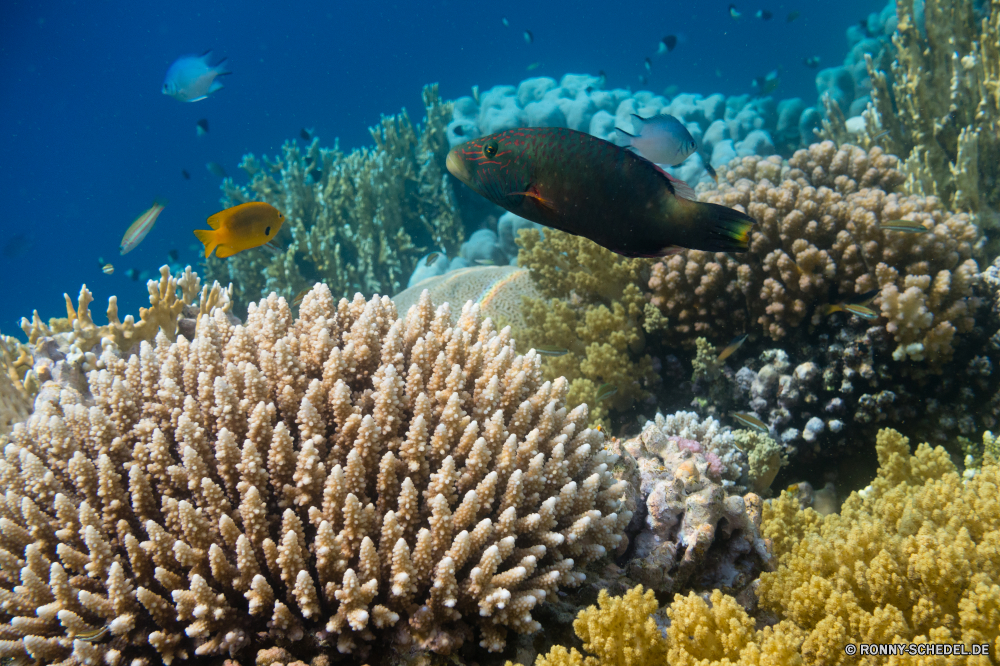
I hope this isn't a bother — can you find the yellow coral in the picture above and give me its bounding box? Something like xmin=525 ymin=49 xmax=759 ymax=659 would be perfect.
xmin=574 ymin=586 xmax=668 ymax=666
xmin=759 ymin=428 xmax=1000 ymax=664
xmin=517 ymin=228 xmax=656 ymax=426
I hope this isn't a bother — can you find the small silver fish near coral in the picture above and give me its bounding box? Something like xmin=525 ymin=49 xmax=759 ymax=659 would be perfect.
xmin=716 ymin=333 xmax=748 ymax=362
xmin=206 ymin=162 xmax=228 ymax=178
xmin=879 ymin=219 xmax=928 ymax=233
xmin=163 ymin=51 xmax=230 ymax=102
xmin=102 ymin=263 xmax=114 ymax=275
xmin=532 ymin=345 xmax=569 ymax=357
xmin=733 ymin=412 xmax=769 ymax=433
xmin=596 ymin=383 xmax=618 ymax=401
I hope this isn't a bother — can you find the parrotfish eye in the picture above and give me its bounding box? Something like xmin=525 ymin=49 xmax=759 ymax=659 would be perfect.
xmin=265 ymin=226 xmax=271 ymax=236
xmin=484 ymin=141 xmax=499 ymax=158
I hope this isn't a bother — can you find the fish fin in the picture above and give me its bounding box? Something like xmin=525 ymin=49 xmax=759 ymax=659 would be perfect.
xmin=213 ymin=58 xmax=232 ymax=76
xmin=664 ymin=173 xmax=698 ymax=200
xmin=629 ymin=114 xmax=646 ymax=133
xmin=193 ymin=229 xmax=218 ymax=258
xmin=648 ymin=161 xmax=700 ymax=201
xmin=205 ymin=211 xmax=226 ymax=230
xmin=215 ymin=245 xmax=239 ymax=258
xmin=654 ymin=245 xmax=685 ymax=257
xmin=187 ymin=95 xmax=208 ymax=102
xmin=614 ymin=127 xmax=635 ymax=143
xmin=681 ymin=201 xmax=756 ymax=252
xmin=511 ymin=190 xmax=557 ymax=212
xmin=824 ymin=304 xmax=842 ymax=315
xmin=209 ymin=80 xmax=225 ymax=93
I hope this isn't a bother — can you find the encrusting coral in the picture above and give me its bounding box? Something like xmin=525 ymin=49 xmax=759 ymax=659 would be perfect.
xmin=651 ymin=142 xmax=982 ymax=365
xmin=207 ymin=85 xmax=464 ymax=315
xmin=520 ymin=427 xmax=1000 ymax=666
xmin=0 ymin=281 xmax=631 ymax=663
xmin=516 ymin=228 xmax=658 ymax=427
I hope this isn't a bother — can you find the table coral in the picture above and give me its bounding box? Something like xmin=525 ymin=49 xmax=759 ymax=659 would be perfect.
xmin=206 ymin=85 xmax=463 ymax=315
xmin=0 ymin=283 xmax=630 ymax=663
xmin=516 ymin=228 xmax=657 ymax=427
xmin=860 ymin=0 xmax=1000 ymax=218
xmin=652 ymin=142 xmax=982 ymax=366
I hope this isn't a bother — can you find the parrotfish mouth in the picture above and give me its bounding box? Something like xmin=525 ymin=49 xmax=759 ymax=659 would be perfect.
xmin=446 ymin=150 xmax=471 ymax=183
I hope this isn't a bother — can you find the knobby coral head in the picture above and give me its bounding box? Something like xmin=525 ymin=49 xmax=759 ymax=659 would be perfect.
xmin=0 ymin=285 xmax=631 ymax=663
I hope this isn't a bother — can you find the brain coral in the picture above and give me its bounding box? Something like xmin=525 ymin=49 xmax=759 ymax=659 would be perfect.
xmin=0 ymin=286 xmax=630 ymax=664
xmin=649 ymin=141 xmax=982 ymax=365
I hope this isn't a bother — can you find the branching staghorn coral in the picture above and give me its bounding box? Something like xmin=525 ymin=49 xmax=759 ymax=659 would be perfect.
xmin=207 ymin=85 xmax=464 ymax=315
xmin=0 ymin=284 xmax=630 ymax=664
xmin=516 ymin=228 xmax=657 ymax=427
xmin=860 ymin=0 xmax=1000 ymax=217
xmin=651 ymin=143 xmax=982 ymax=365
xmin=0 ymin=337 xmax=33 ymax=436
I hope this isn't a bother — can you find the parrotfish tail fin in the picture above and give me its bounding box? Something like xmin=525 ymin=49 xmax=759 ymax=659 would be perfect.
xmin=690 ymin=202 xmax=756 ymax=252
xmin=193 ymin=229 xmax=218 ymax=258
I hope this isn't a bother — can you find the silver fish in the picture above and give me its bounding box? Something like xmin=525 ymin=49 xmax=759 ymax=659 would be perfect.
xmin=163 ymin=51 xmax=231 ymax=102
xmin=615 ymin=113 xmax=696 ymax=166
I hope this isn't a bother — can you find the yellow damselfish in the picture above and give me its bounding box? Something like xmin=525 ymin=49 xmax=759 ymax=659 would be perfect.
xmin=194 ymin=202 xmax=285 ymax=258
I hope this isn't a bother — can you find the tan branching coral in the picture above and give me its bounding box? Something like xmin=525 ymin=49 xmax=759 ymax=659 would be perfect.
xmin=0 ymin=337 xmax=33 ymax=436
xmin=860 ymin=0 xmax=1000 ymax=217
xmin=516 ymin=228 xmax=657 ymax=426
xmin=207 ymin=85 xmax=463 ymax=315
xmin=0 ymin=283 xmax=629 ymax=664
xmin=651 ymin=143 xmax=982 ymax=365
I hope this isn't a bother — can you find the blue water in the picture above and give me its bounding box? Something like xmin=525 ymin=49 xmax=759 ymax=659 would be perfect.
xmin=1 ymin=0 xmax=879 ymax=333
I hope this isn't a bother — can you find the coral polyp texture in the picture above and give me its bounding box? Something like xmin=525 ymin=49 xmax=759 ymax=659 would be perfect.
xmin=651 ymin=142 xmax=982 ymax=365
xmin=0 ymin=286 xmax=630 ymax=663
xmin=515 ymin=227 xmax=658 ymax=427
xmin=206 ymin=84 xmax=463 ymax=315
xmin=862 ymin=0 xmax=1000 ymax=216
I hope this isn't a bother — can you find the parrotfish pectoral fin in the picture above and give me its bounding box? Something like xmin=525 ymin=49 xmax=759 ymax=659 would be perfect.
xmin=512 ymin=190 xmax=557 ymax=212
xmin=664 ymin=172 xmax=698 ymax=201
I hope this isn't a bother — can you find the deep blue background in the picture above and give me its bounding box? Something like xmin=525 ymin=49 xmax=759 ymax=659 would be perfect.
xmin=1 ymin=0 xmax=883 ymax=334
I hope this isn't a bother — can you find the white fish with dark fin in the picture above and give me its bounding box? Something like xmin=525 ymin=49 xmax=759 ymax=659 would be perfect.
xmin=163 ymin=51 xmax=231 ymax=102
xmin=615 ymin=113 xmax=696 ymax=166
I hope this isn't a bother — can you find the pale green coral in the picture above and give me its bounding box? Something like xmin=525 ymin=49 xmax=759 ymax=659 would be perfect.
xmin=732 ymin=429 xmax=785 ymax=494
xmin=517 ymin=227 xmax=656 ymax=427
xmin=205 ymin=85 xmax=462 ymax=314
xmin=860 ymin=0 xmax=1000 ymax=222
